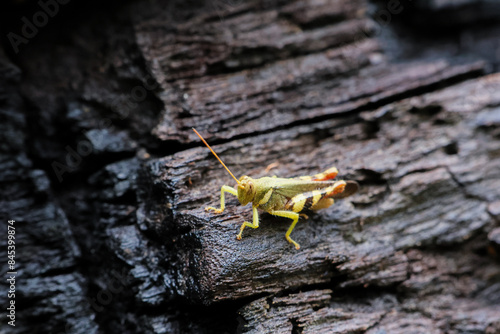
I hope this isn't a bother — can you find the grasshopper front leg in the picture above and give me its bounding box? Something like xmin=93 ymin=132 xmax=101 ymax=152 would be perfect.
xmin=205 ymin=185 xmax=238 ymax=213
xmin=236 ymin=206 xmax=259 ymax=240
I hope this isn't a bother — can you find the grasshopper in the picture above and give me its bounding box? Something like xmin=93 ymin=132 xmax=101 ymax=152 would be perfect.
xmin=193 ymin=128 xmax=359 ymax=250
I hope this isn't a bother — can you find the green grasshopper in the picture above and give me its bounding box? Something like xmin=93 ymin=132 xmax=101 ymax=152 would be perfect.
xmin=193 ymin=128 xmax=359 ymax=250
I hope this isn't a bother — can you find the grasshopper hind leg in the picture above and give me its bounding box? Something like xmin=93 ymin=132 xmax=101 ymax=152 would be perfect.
xmin=269 ymin=210 xmax=301 ymax=250
xmin=310 ymin=198 xmax=334 ymax=211
xmin=296 ymin=167 xmax=339 ymax=182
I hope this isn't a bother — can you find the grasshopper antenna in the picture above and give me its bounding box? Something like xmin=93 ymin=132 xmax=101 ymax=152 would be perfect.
xmin=192 ymin=128 xmax=240 ymax=184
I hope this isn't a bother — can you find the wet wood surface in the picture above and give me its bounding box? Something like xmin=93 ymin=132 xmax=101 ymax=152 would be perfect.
xmin=1 ymin=0 xmax=500 ymax=333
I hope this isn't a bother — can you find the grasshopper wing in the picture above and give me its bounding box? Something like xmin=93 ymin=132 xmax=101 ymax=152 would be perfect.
xmin=270 ymin=179 xmax=337 ymax=198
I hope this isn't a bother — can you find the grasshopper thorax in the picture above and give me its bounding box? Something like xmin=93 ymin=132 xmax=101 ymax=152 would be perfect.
xmin=237 ymin=175 xmax=256 ymax=206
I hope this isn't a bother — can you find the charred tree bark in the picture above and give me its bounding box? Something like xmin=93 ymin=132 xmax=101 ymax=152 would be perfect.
xmin=1 ymin=0 xmax=500 ymax=333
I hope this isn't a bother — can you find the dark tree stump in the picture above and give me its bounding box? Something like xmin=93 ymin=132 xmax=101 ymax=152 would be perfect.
xmin=1 ymin=0 xmax=500 ymax=333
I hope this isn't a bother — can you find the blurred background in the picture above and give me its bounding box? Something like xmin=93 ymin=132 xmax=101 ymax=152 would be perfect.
xmin=1 ymin=0 xmax=500 ymax=333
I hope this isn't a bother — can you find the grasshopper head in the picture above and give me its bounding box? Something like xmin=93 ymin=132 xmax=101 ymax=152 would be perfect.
xmin=237 ymin=175 xmax=256 ymax=206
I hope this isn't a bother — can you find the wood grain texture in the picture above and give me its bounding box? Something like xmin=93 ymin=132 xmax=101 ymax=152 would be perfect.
xmin=133 ymin=0 xmax=486 ymax=143
xmin=134 ymin=74 xmax=500 ymax=307
xmin=3 ymin=0 xmax=500 ymax=332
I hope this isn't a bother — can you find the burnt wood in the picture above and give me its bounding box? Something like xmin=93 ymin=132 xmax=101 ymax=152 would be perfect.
xmin=1 ymin=0 xmax=500 ymax=333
